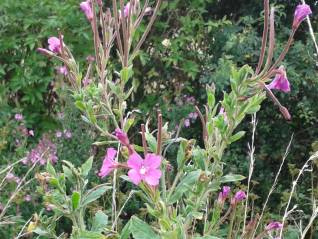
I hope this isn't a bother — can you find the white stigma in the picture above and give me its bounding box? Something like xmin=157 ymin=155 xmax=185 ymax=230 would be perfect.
xmin=139 ymin=166 xmax=147 ymax=175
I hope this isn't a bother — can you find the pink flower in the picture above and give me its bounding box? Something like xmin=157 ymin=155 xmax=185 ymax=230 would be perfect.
xmin=124 ymin=2 xmax=131 ymax=18
xmin=144 ymin=7 xmax=153 ymax=16
xmin=6 ymin=173 xmax=16 ymax=181
xmin=184 ymin=118 xmax=190 ymax=128
xmin=83 ymin=77 xmax=92 ymax=87
xmin=86 ymin=55 xmax=95 ymax=62
xmin=127 ymin=153 xmax=162 ymax=186
xmin=15 ymin=114 xmax=23 ymax=121
xmin=98 ymin=148 xmax=118 ymax=178
xmin=219 ymin=107 xmax=228 ymax=122
xmin=231 ymin=190 xmax=246 ymax=204
xmin=268 ymin=66 xmax=290 ymax=93
xmin=64 ymin=130 xmax=72 ymax=139
xmin=26 ymin=135 xmax=58 ymax=165
xmin=293 ymin=4 xmax=312 ymax=29
xmin=266 ymin=221 xmax=283 ymax=231
xmin=48 ymin=37 xmax=63 ymax=54
xmin=55 ymin=131 xmax=62 ymax=138
xmin=24 ymin=194 xmax=32 ymax=202
xmin=114 ymin=128 xmax=130 ymax=147
xmin=21 ymin=158 xmax=28 ymax=165
xmin=218 ymin=186 xmax=231 ymax=203
xmin=188 ymin=112 xmax=198 ymax=120
xmin=80 ymin=1 xmax=93 ymax=21
xmin=57 ymin=66 xmax=68 ymax=76
xmin=28 ymin=130 xmax=34 ymax=137
xmin=46 ymin=204 xmax=53 ymax=211
xmin=15 ymin=177 xmax=21 ymax=184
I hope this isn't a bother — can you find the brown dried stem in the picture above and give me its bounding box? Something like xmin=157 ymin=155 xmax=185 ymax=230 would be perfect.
xmin=141 ymin=124 xmax=148 ymax=156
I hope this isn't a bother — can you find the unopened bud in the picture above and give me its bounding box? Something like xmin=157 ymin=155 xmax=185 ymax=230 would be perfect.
xmin=279 ymin=106 xmax=291 ymax=121
xmin=37 ymin=48 xmax=54 ymax=57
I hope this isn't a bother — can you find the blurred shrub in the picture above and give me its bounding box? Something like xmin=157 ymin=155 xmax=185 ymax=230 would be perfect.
xmin=0 ymin=0 xmax=94 ymax=131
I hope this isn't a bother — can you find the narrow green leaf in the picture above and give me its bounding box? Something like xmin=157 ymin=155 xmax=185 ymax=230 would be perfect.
xmin=230 ymin=131 xmax=246 ymax=143
xmin=177 ymin=140 xmax=187 ymax=169
xmin=220 ymin=174 xmax=246 ymax=183
xmin=75 ymin=101 xmax=86 ymax=111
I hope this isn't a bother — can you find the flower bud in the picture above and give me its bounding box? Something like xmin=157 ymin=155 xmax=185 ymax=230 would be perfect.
xmin=37 ymin=48 xmax=55 ymax=57
xmin=217 ymin=186 xmax=231 ymax=204
xmin=279 ymin=106 xmax=291 ymax=121
xmin=80 ymin=1 xmax=94 ymax=21
xmin=266 ymin=221 xmax=283 ymax=231
xmin=48 ymin=36 xmax=63 ymax=54
xmin=293 ymin=4 xmax=312 ymax=29
xmin=231 ymin=190 xmax=246 ymax=205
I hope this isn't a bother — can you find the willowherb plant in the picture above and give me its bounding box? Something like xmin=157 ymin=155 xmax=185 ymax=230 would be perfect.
xmin=33 ymin=0 xmax=316 ymax=238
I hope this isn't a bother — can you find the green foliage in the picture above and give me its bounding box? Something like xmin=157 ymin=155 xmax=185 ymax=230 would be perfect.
xmin=0 ymin=0 xmax=93 ymax=131
xmin=33 ymin=158 xmax=112 ymax=238
xmin=121 ymin=216 xmax=160 ymax=239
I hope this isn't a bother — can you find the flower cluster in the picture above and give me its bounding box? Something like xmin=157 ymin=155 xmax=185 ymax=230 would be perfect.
xmin=184 ymin=112 xmax=198 ymax=128
xmin=14 ymin=113 xmax=23 ymax=121
xmin=55 ymin=129 xmax=72 ymax=139
xmin=6 ymin=172 xmax=20 ymax=184
xmin=25 ymin=135 xmax=58 ymax=165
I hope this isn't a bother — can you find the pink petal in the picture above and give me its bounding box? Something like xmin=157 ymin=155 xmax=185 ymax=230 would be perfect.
xmin=124 ymin=2 xmax=130 ymax=17
xmin=144 ymin=154 xmax=161 ymax=169
xmin=128 ymin=169 xmax=142 ymax=185
xmin=48 ymin=37 xmax=62 ymax=53
xmin=107 ymin=148 xmax=117 ymax=160
xmin=80 ymin=1 xmax=93 ymax=20
xmin=98 ymin=148 xmax=117 ymax=178
xmin=127 ymin=153 xmax=143 ymax=170
xmin=144 ymin=168 xmax=162 ymax=186
xmin=48 ymin=37 xmax=60 ymax=46
xmin=98 ymin=162 xmax=114 ymax=178
xmin=267 ymin=67 xmax=290 ymax=93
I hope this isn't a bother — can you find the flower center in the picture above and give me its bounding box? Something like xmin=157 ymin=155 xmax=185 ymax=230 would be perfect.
xmin=139 ymin=166 xmax=147 ymax=175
